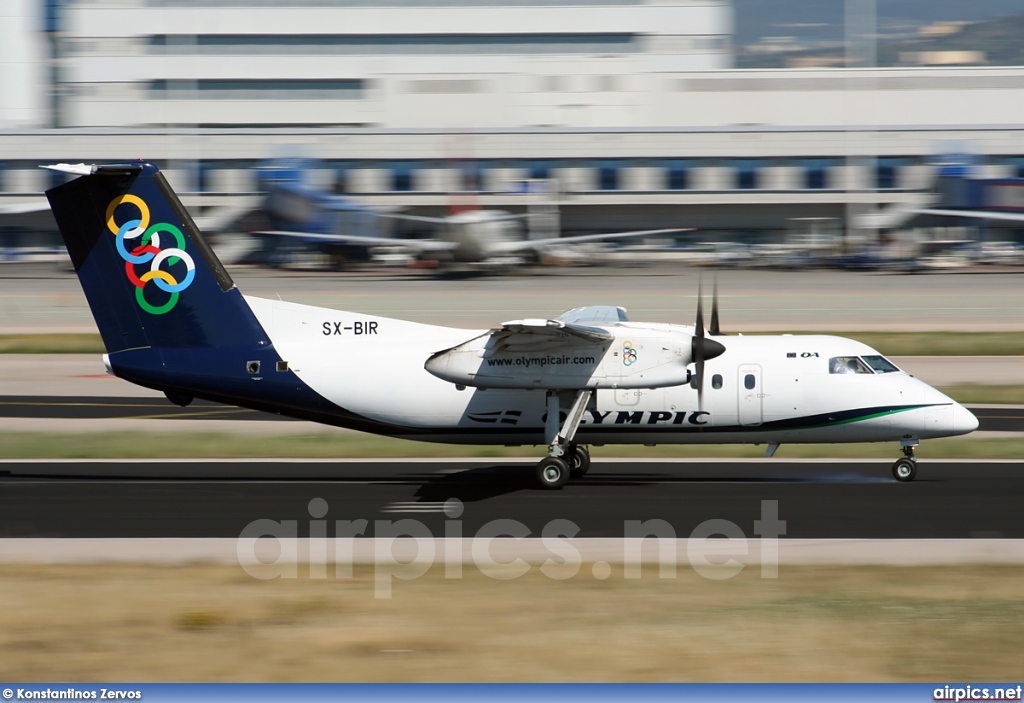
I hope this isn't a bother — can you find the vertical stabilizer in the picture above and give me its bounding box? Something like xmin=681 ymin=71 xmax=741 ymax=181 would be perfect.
xmin=45 ymin=162 xmax=269 ymax=352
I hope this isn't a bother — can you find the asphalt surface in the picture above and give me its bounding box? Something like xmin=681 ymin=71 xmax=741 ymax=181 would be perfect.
xmin=0 ymin=395 xmax=296 ymax=421
xmin=0 ymin=395 xmax=1018 ymax=431
xmin=1 ymin=459 xmax=1021 ymax=539
xmin=3 ymin=262 xmax=1024 ymax=333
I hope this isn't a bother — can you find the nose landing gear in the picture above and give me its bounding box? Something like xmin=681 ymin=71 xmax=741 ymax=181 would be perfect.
xmin=892 ymin=440 xmax=918 ymax=482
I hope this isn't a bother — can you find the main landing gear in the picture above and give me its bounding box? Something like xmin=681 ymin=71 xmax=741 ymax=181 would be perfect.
xmin=535 ymin=389 xmax=592 ymax=490
xmin=892 ymin=440 xmax=918 ymax=482
xmin=535 ymin=444 xmax=592 ymax=489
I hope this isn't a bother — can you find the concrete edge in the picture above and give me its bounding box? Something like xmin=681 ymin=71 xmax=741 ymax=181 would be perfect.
xmin=3 ymin=539 xmax=1024 ymax=567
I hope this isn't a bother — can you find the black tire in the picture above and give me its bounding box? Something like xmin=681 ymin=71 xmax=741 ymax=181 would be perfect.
xmin=536 ymin=457 xmax=570 ymax=490
xmin=569 ymin=445 xmax=591 ymax=478
xmin=892 ymin=458 xmax=917 ymax=482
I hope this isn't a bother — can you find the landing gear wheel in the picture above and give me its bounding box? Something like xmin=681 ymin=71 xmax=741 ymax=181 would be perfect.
xmin=536 ymin=457 xmax=570 ymax=490
xmin=569 ymin=445 xmax=591 ymax=478
xmin=892 ymin=458 xmax=917 ymax=482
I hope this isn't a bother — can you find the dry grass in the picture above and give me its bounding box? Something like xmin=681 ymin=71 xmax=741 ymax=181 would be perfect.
xmin=1 ymin=563 xmax=1023 ymax=681
xmin=0 ymin=334 xmax=104 ymax=354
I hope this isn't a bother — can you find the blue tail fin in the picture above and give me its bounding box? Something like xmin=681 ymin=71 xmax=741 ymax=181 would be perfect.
xmin=45 ymin=162 xmax=269 ymax=352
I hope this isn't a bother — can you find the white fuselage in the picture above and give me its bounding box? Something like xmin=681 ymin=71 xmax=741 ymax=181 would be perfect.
xmin=246 ymin=296 xmax=978 ymax=446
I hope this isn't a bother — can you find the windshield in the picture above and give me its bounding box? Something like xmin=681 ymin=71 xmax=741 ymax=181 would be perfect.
xmin=862 ymin=355 xmax=901 ymax=373
xmin=829 ymin=356 xmax=873 ymax=374
xmin=829 ymin=355 xmax=901 ymax=375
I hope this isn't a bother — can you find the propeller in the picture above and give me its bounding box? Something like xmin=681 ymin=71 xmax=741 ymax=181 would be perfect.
xmin=691 ymin=278 xmax=726 ymax=409
xmin=710 ymin=277 xmax=721 ymax=336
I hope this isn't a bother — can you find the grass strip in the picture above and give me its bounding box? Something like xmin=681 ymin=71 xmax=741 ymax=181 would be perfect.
xmin=0 ymin=431 xmax=1020 ymax=460
xmin=3 ymin=332 xmax=1024 ymax=356
xmin=0 ymin=333 xmax=105 ymax=354
xmin=2 ymin=564 xmax=1023 ymax=681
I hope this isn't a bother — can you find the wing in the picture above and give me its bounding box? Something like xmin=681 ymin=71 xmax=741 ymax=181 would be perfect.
xmin=493 ymin=228 xmax=691 ymax=254
xmin=377 ymin=212 xmax=529 ymax=224
xmin=556 ymin=305 xmax=629 ymax=325
xmin=491 ymin=318 xmax=614 ymax=347
xmin=912 ymin=208 xmax=1024 ymax=223
xmin=373 ymin=213 xmax=449 ymax=225
xmin=425 ymin=317 xmax=613 ymax=389
xmin=254 ymin=229 xmax=458 ymax=253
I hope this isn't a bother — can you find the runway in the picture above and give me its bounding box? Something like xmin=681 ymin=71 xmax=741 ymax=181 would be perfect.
xmin=0 ymin=395 xmax=295 ymax=421
xmin=2 ymin=459 xmax=1022 ymax=539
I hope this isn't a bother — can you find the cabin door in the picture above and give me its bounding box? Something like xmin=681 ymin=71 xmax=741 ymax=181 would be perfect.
xmin=738 ymin=364 xmax=763 ymax=426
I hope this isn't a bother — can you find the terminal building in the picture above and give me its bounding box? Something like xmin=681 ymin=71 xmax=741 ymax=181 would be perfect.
xmin=2 ymin=0 xmax=1024 ymax=244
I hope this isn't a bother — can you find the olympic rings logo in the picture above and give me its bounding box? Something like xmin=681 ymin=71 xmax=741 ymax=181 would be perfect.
xmin=622 ymin=340 xmax=637 ymax=366
xmin=106 ymin=194 xmax=195 ymax=315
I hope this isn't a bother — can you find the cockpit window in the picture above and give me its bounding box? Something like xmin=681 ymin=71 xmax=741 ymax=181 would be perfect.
xmin=829 ymin=356 xmax=874 ymax=374
xmin=862 ymin=355 xmax=901 ymax=374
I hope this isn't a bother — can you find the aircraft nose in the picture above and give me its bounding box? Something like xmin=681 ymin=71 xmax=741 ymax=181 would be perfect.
xmin=953 ymin=403 xmax=979 ymax=435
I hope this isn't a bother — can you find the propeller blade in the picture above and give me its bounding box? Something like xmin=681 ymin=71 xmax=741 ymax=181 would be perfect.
xmin=691 ymin=279 xmax=726 ymax=410
xmin=693 ymin=329 xmax=704 ymax=408
xmin=695 ymin=279 xmax=705 ymax=339
xmin=710 ymin=277 xmax=721 ymax=336
xmin=693 ymin=280 xmax=705 ymax=407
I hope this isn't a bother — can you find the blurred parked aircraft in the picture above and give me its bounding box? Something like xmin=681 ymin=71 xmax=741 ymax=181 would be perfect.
xmin=253 ymin=159 xmax=686 ymax=271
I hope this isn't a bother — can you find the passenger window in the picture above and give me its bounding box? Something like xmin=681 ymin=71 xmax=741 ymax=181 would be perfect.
xmin=829 ymin=356 xmax=873 ymax=374
xmin=744 ymin=374 xmax=756 ymax=390
xmin=712 ymin=374 xmax=723 ymax=389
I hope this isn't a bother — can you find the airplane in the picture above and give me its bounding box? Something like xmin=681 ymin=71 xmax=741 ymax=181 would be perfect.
xmin=261 ymin=210 xmax=690 ymax=269
xmin=256 ymin=172 xmax=687 ymax=269
xmin=43 ymin=161 xmax=979 ymax=489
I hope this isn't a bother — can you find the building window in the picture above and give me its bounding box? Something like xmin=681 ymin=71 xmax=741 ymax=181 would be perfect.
xmin=197 ymin=161 xmax=215 ymax=193
xmin=150 ymin=79 xmax=363 ymax=100
xmin=527 ymin=160 xmax=553 ymax=181
xmin=730 ymin=159 xmax=764 ymax=190
xmin=663 ymin=159 xmax=695 ymax=191
xmin=150 ymin=33 xmax=639 ymax=57
xmin=802 ymin=159 xmax=826 ymax=189
xmin=454 ymin=161 xmax=483 ymax=192
xmin=389 ymin=162 xmax=417 ymax=192
xmin=596 ymin=161 xmax=621 ymax=191
xmin=1001 ymin=156 xmax=1024 ymax=179
xmin=326 ymin=161 xmax=358 ymax=194
xmin=876 ymin=157 xmax=913 ymax=190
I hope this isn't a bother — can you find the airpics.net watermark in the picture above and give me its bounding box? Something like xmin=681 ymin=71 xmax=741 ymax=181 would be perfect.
xmin=236 ymin=499 xmax=787 ymax=598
